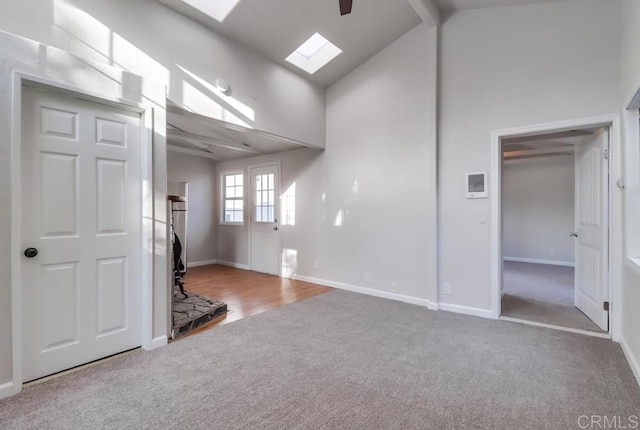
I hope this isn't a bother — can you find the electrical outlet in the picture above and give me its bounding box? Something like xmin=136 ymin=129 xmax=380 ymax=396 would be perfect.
xmin=364 ymin=272 xmax=371 ymax=282
xmin=549 ymin=250 xmax=556 ymax=257
xmin=443 ymin=282 xmax=452 ymax=295
xmin=391 ymin=282 xmax=398 ymax=292
xmin=314 ymin=259 xmax=320 ymax=269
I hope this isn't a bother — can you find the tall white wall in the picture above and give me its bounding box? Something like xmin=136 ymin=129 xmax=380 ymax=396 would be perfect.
xmin=215 ymin=23 xmax=438 ymax=305
xmin=620 ymin=0 xmax=640 ymax=381
xmin=0 ymin=0 xmax=326 ymax=147
xmin=503 ymin=155 xmax=575 ymax=265
xmin=167 ymin=152 xmax=217 ymax=265
xmin=438 ymin=0 xmax=621 ymax=311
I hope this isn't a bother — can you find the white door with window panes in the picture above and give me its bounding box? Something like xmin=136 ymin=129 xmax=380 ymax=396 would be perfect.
xmin=250 ymin=164 xmax=280 ymax=275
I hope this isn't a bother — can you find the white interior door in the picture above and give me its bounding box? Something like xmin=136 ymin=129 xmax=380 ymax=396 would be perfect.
xmin=574 ymin=128 xmax=609 ymax=331
xmin=21 ymin=86 xmax=142 ymax=382
xmin=250 ymin=164 xmax=280 ymax=275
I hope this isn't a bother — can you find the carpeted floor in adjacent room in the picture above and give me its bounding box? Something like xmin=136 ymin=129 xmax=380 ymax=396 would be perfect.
xmin=1 ymin=289 xmax=638 ymax=429
xmin=501 ymin=260 xmax=604 ymax=332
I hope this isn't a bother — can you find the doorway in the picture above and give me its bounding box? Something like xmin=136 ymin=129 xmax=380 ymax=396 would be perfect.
xmin=491 ymin=118 xmax=617 ymax=336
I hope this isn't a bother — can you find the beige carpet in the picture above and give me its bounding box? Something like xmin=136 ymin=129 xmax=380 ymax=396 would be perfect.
xmin=501 ymin=260 xmax=604 ymax=332
xmin=1 ymin=290 xmax=637 ymax=429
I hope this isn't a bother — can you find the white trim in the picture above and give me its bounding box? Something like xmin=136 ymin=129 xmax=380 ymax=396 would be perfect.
xmin=187 ymin=259 xmax=218 ymax=268
xmin=10 ymin=72 xmax=159 ymax=392
xmin=438 ymin=302 xmax=494 ymax=319
xmin=140 ymin=107 xmax=155 ymax=351
xmin=149 ymin=336 xmax=168 ymax=350
xmin=620 ymin=336 xmax=640 ymax=387
xmin=216 ymin=260 xmax=250 ymax=271
xmin=10 ymin=70 xmax=23 ymax=401
xmin=491 ymin=115 xmax=621 ymax=339
xmin=503 ymin=256 xmax=575 ymax=267
xmin=0 ymin=382 xmax=16 ymax=399
xmin=292 ymin=274 xmax=439 ymax=311
xmin=500 ymin=316 xmax=611 ymax=339
xmin=248 ymin=162 xmax=281 ymax=276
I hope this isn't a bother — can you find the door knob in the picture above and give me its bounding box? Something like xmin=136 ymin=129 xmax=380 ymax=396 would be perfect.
xmin=24 ymin=248 xmax=38 ymax=258
xmin=273 ymin=226 xmax=278 ymax=231
xmin=569 ymin=232 xmax=578 ymax=238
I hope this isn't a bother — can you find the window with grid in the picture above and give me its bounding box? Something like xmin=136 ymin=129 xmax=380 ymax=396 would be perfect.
xmin=255 ymin=173 xmax=275 ymax=223
xmin=221 ymin=172 xmax=244 ymax=224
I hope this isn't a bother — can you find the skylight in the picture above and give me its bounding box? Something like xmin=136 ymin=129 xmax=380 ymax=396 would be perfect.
xmin=285 ymin=33 xmax=342 ymax=75
xmin=182 ymin=0 xmax=241 ymax=23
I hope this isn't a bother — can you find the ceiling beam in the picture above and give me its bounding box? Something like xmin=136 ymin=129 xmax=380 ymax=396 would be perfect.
xmin=167 ymin=128 xmax=261 ymax=155
xmin=407 ymin=0 xmax=440 ymax=27
xmin=504 ymin=147 xmax=574 ymax=159
xmin=504 ymin=152 xmax=573 ymax=162
xmin=502 ymin=129 xmax=595 ymax=145
xmin=167 ymin=144 xmax=221 ymax=161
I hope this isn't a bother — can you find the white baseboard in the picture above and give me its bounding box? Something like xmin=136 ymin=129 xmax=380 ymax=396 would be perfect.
xmin=187 ymin=259 xmax=217 ymax=268
xmin=620 ymin=335 xmax=640 ymax=388
xmin=292 ymin=274 xmax=439 ymax=311
xmin=0 ymin=381 xmax=15 ymax=399
xmin=504 ymin=256 xmax=575 ymax=267
xmin=216 ymin=260 xmax=250 ymax=271
xmin=146 ymin=335 xmax=168 ymax=351
xmin=438 ymin=302 xmax=494 ymax=319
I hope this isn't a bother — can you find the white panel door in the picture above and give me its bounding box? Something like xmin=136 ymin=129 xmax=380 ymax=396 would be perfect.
xmin=574 ymin=128 xmax=609 ymax=331
xmin=250 ymin=165 xmax=280 ymax=275
xmin=21 ymin=86 xmax=142 ymax=381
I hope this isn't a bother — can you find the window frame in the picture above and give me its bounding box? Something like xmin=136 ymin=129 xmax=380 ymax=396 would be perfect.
xmin=219 ymin=169 xmax=245 ymax=226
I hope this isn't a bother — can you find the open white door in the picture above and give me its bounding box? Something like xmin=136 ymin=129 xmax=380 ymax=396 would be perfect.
xmin=249 ymin=164 xmax=280 ymax=275
xmin=574 ymin=128 xmax=609 ymax=331
xmin=21 ymin=86 xmax=143 ymax=381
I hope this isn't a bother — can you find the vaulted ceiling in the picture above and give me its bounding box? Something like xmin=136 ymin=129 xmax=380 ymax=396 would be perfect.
xmin=158 ymin=0 xmax=568 ymax=161
xmin=158 ymin=0 xmax=567 ymax=88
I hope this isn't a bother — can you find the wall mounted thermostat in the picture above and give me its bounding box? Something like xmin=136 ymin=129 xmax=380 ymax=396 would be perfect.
xmin=466 ymin=172 xmax=488 ymax=199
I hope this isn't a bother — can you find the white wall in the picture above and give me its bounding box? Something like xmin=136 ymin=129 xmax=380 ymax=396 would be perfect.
xmin=503 ymin=155 xmax=575 ymax=265
xmin=215 ymin=23 xmax=438 ymax=305
xmin=0 ymin=0 xmax=326 ymax=148
xmin=215 ymin=148 xmax=323 ymax=269
xmin=620 ymin=0 xmax=640 ymax=382
xmin=438 ymin=0 xmax=621 ymax=311
xmin=167 ymin=152 xmax=217 ymax=265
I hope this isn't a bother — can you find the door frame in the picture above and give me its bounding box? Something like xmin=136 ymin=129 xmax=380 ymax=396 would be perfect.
xmin=248 ymin=161 xmax=282 ymax=276
xmin=490 ymin=114 xmax=623 ymax=341
xmin=10 ymin=72 xmax=156 ymax=393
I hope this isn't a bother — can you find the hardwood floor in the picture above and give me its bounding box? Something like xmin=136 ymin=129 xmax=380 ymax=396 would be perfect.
xmin=173 ymin=264 xmax=334 ymax=340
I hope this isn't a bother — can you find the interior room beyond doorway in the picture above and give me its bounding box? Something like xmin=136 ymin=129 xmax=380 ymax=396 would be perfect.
xmin=500 ymin=127 xmax=608 ymax=334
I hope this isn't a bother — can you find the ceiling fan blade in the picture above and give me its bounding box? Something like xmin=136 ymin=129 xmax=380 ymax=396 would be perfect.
xmin=339 ymin=0 xmax=352 ymax=15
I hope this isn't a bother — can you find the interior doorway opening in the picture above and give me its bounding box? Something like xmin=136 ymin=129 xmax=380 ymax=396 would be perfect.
xmin=495 ymin=124 xmax=612 ymax=335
